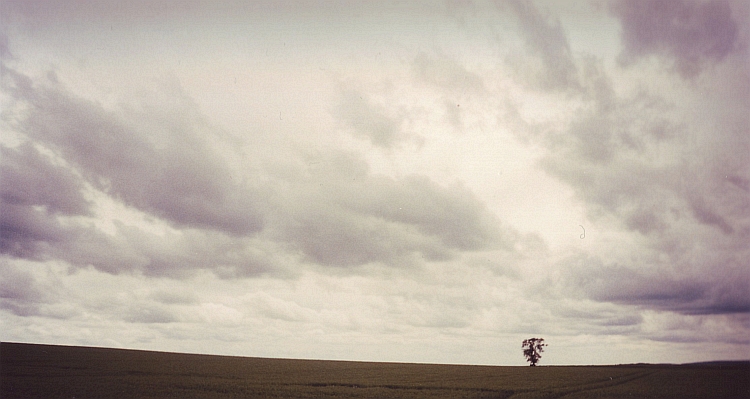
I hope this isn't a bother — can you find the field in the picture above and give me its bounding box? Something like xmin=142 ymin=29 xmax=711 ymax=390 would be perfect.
xmin=1 ymin=342 xmax=748 ymax=398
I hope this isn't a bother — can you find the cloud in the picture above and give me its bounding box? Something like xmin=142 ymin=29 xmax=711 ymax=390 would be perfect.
xmin=611 ymin=0 xmax=740 ymax=77
xmin=1 ymin=65 xmax=265 ymax=237
xmin=412 ymin=52 xmax=486 ymax=93
xmin=536 ymin=59 xmax=747 ymax=235
xmin=0 ymin=203 xmax=69 ymax=260
xmin=512 ymin=23 xmax=750 ymax=318
xmin=533 ymin=70 xmax=685 ymax=229
xmin=505 ymin=0 xmax=580 ymax=90
xmin=337 ymin=89 xmax=412 ymax=148
xmin=123 ymin=304 xmax=181 ymax=324
xmin=0 ymin=120 xmax=278 ymax=278
xmin=0 ymin=141 xmax=90 ymax=258
xmin=0 ymin=67 xmax=273 ymax=276
xmin=250 ymin=292 xmax=317 ymax=323
xmin=688 ymin=194 xmax=734 ymax=235
xmin=0 ymin=32 xmax=10 ymax=60
xmin=1 ymin=143 xmax=91 ymax=216
xmin=639 ymin=311 xmax=750 ymax=345
xmin=0 ymin=261 xmax=75 ymax=318
xmin=560 ymin=188 xmax=746 ymax=317
xmin=45 ymin=221 xmax=279 ymax=278
xmin=556 ymin=303 xmax=644 ymax=336
xmin=0 ymin=261 xmax=46 ymax=316
xmin=410 ymin=51 xmax=488 ymax=130
xmin=1 ymin=61 xmax=513 ymax=276
xmin=274 ymin=152 xmax=511 ymax=267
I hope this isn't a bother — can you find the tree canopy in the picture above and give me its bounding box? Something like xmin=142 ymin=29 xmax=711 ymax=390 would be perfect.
xmin=522 ymin=338 xmax=546 ymax=366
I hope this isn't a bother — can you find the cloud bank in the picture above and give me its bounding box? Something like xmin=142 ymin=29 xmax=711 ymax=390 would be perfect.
xmin=1 ymin=0 xmax=748 ymax=365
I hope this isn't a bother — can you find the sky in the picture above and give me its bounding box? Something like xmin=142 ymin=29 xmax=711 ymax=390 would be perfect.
xmin=1 ymin=0 xmax=748 ymax=366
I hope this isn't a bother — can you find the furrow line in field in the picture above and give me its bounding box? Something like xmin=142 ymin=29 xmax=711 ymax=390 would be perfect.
xmin=291 ymin=381 xmax=515 ymax=397
xmin=554 ymin=370 xmax=658 ymax=399
xmin=507 ymin=370 xmax=657 ymax=399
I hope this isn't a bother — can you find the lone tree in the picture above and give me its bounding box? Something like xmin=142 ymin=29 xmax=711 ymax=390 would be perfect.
xmin=522 ymin=338 xmax=546 ymax=366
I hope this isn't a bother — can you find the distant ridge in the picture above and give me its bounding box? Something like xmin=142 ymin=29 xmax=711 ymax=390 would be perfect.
xmin=682 ymin=360 xmax=750 ymax=366
xmin=3 ymin=342 xmax=748 ymax=368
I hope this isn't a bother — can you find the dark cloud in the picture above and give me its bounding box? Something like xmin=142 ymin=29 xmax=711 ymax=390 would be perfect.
xmin=0 ymin=32 xmax=10 ymax=60
xmin=611 ymin=0 xmax=739 ymax=77
xmin=1 ymin=121 xmax=505 ymax=277
xmin=687 ymin=194 xmax=734 ymax=235
xmin=726 ymin=174 xmax=750 ymax=192
xmin=53 ymin=223 xmax=276 ymax=278
xmin=0 ymin=202 xmax=280 ymax=281
xmin=557 ymin=306 xmax=643 ymax=337
xmin=0 ymin=141 xmax=89 ymax=259
xmin=275 ymin=152 xmax=510 ymax=267
xmin=1 ymin=66 xmax=264 ymax=237
xmin=345 ymin=174 xmax=504 ymax=251
xmin=505 ymin=0 xmax=580 ymax=90
xmin=543 ymin=143 xmax=750 ymax=316
xmin=561 ymin=254 xmax=750 ymax=316
xmin=0 ymin=109 xmax=276 ymax=277
xmin=0 ymin=203 xmax=68 ymax=259
xmin=3 ymin=213 xmax=277 ymax=278
xmin=1 ymin=143 xmax=91 ymax=216
xmin=0 ymin=66 xmax=272 ymax=276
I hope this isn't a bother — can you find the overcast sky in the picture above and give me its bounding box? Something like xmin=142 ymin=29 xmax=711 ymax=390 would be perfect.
xmin=1 ymin=0 xmax=748 ymax=366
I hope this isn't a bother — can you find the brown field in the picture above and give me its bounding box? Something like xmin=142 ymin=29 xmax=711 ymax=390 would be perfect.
xmin=1 ymin=342 xmax=748 ymax=398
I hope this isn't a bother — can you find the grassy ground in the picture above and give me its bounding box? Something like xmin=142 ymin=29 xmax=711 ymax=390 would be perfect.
xmin=2 ymin=342 xmax=748 ymax=398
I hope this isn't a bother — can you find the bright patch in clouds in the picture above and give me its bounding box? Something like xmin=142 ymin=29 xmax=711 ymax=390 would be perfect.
xmin=1 ymin=0 xmax=748 ymax=365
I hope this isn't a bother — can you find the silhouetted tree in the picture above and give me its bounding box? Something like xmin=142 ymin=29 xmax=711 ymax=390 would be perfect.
xmin=522 ymin=338 xmax=546 ymax=366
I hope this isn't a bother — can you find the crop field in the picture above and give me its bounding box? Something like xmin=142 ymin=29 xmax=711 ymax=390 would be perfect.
xmin=1 ymin=342 xmax=748 ymax=398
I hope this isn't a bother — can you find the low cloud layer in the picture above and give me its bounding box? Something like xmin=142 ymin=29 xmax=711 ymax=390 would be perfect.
xmin=1 ymin=62 xmax=510 ymax=277
xmin=3 ymin=66 xmax=266 ymax=236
